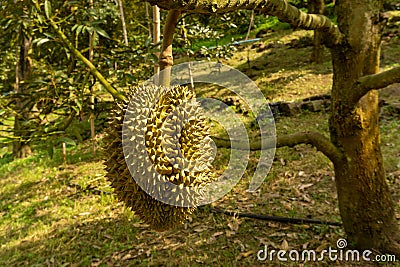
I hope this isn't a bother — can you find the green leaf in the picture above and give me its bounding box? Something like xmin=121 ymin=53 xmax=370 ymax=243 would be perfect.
xmin=58 ymin=137 xmax=76 ymax=146
xmin=44 ymin=0 xmax=52 ymax=19
xmin=95 ymin=27 xmax=110 ymax=39
xmin=36 ymin=38 xmax=51 ymax=46
xmin=76 ymin=25 xmax=85 ymax=35
xmin=75 ymin=99 xmax=82 ymax=111
xmin=125 ymin=73 xmax=136 ymax=82
xmin=44 ymin=33 xmax=55 ymax=39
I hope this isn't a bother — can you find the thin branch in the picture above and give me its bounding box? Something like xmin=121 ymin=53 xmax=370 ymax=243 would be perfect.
xmin=212 ymin=131 xmax=344 ymax=166
xmin=355 ymin=66 xmax=400 ymax=101
xmin=49 ymin=19 xmax=127 ymax=102
xmin=159 ymin=10 xmax=181 ymax=86
xmin=152 ymin=5 xmax=161 ymax=75
xmin=117 ymin=0 xmax=129 ymax=46
xmin=148 ymin=0 xmax=343 ymax=47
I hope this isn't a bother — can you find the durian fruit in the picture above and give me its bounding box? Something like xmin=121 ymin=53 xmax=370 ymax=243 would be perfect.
xmin=103 ymin=85 xmax=215 ymax=231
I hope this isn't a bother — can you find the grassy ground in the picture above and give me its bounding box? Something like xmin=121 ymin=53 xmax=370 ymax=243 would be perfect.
xmin=1 ymin=17 xmax=400 ymax=267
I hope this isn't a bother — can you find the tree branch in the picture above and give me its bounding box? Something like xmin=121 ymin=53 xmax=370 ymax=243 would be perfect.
xmin=147 ymin=0 xmax=343 ymax=47
xmin=49 ymin=19 xmax=127 ymax=102
xmin=212 ymin=131 xmax=344 ymax=166
xmin=355 ymin=66 xmax=400 ymax=101
xmin=159 ymin=10 xmax=181 ymax=86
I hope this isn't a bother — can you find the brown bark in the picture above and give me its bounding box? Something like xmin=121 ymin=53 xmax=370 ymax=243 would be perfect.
xmin=153 ymin=5 xmax=161 ymax=75
xmin=330 ymin=0 xmax=400 ymax=255
xmin=13 ymin=31 xmax=32 ymax=158
xmin=356 ymin=66 xmax=400 ymax=100
xmin=158 ymin=9 xmax=181 ymax=86
xmin=308 ymin=0 xmax=324 ymax=64
xmin=213 ymin=131 xmax=343 ymax=166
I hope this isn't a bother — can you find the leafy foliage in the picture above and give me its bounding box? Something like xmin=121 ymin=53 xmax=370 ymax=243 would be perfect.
xmin=0 ymin=0 xmax=155 ymax=154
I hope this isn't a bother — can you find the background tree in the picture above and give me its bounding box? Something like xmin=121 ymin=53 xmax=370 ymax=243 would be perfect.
xmin=0 ymin=1 xmax=35 ymax=158
xmin=308 ymin=0 xmax=324 ymax=63
xmin=147 ymin=0 xmax=400 ymax=255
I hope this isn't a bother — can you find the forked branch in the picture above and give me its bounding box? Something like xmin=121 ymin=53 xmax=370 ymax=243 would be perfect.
xmin=147 ymin=0 xmax=343 ymax=47
xmin=213 ymin=131 xmax=344 ymax=166
xmin=355 ymin=66 xmax=400 ymax=102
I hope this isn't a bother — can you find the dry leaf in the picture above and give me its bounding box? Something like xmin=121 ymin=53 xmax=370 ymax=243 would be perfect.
xmin=280 ymin=239 xmax=289 ymax=250
xmin=92 ymin=245 xmax=102 ymax=250
xmin=269 ymin=232 xmax=286 ymax=237
xmin=286 ymin=233 xmax=298 ymax=239
xmin=103 ymin=234 xmax=113 ymax=240
xmin=228 ymin=220 xmax=239 ymax=232
xmin=315 ymin=241 xmax=329 ymax=252
xmin=298 ymin=183 xmax=314 ymax=190
xmin=241 ymin=250 xmax=254 ymax=258
xmin=212 ymin=231 xmax=224 ymax=237
xmin=302 ymin=194 xmax=312 ymax=203
xmin=282 ymin=202 xmax=292 ymax=211
xmin=225 ymin=230 xmax=235 ymax=237
xmin=194 ymin=226 xmax=208 ymax=232
xmin=121 ymin=254 xmax=133 ymax=261
xmin=236 ymin=250 xmax=254 ymax=260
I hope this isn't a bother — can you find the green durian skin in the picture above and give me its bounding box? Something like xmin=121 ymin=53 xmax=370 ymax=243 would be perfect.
xmin=103 ymin=85 xmax=213 ymax=231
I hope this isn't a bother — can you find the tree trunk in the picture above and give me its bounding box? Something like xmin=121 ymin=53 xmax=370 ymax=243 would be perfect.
xmin=153 ymin=5 xmax=161 ymax=76
xmin=308 ymin=0 xmax=324 ymax=63
xmin=117 ymin=0 xmax=129 ymax=46
xmin=89 ymin=0 xmax=96 ymax=156
xmin=330 ymin=0 xmax=400 ymax=254
xmin=13 ymin=31 xmax=32 ymax=159
xmin=158 ymin=10 xmax=180 ymax=86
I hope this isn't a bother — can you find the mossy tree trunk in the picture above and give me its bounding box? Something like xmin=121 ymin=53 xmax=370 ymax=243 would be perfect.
xmin=308 ymin=0 xmax=324 ymax=63
xmin=329 ymin=0 xmax=400 ymax=254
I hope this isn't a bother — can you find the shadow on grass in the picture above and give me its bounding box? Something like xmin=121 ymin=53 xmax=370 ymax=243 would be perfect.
xmin=1 ymin=215 xmax=144 ymax=266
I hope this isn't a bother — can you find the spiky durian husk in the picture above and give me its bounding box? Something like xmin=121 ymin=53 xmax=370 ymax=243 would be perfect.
xmin=103 ymin=85 xmax=214 ymax=231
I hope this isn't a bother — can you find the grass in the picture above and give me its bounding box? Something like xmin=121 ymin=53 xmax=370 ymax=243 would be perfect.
xmin=2 ymin=120 xmax=399 ymax=266
xmin=1 ymin=19 xmax=400 ymax=266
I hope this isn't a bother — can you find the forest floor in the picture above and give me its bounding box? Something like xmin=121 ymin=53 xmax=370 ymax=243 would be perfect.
xmin=1 ymin=17 xmax=400 ymax=267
